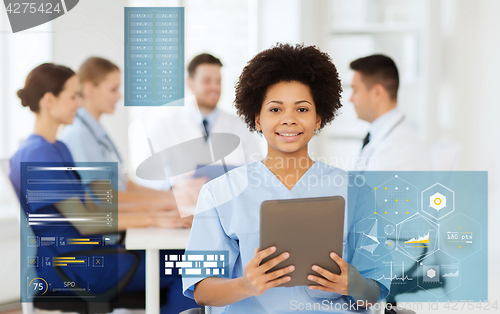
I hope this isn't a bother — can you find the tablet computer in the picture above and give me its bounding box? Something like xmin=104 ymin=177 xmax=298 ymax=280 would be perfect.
xmin=260 ymin=196 xmax=345 ymax=287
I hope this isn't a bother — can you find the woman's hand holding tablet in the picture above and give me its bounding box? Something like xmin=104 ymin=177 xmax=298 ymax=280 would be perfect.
xmin=308 ymin=252 xmax=381 ymax=306
xmin=240 ymin=246 xmax=295 ymax=296
xmin=307 ymin=252 xmax=348 ymax=294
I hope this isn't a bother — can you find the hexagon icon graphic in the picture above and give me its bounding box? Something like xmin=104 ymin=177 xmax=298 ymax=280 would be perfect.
xmin=375 ymin=175 xmax=418 ymax=225
xmin=417 ymin=250 xmax=461 ymax=298
xmin=425 ymin=267 xmax=437 ymax=280
xmin=440 ymin=213 xmax=482 ymax=261
xmin=421 ymin=183 xmax=455 ymax=220
xmin=396 ymin=213 xmax=438 ymax=261
xmin=354 ymin=215 xmax=395 ymax=261
xmin=430 ymin=192 xmax=446 ymax=211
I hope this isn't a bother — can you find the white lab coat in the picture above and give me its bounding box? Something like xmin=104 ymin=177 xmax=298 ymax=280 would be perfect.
xmin=128 ymin=96 xmax=264 ymax=190
xmin=354 ymin=108 xmax=431 ymax=171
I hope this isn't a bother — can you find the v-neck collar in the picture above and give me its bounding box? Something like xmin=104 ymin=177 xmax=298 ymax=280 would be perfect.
xmin=252 ymin=160 xmax=319 ymax=199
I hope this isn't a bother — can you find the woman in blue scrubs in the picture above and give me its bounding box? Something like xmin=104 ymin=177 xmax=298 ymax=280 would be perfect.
xmin=182 ymin=44 xmax=392 ymax=313
xmin=10 ymin=63 xmax=126 ymax=295
xmin=10 ymin=63 xmax=199 ymax=313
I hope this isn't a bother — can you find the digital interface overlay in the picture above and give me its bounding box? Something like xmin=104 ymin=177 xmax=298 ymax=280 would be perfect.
xmin=348 ymin=171 xmax=487 ymax=302
xmin=163 ymin=251 xmax=229 ymax=278
xmin=124 ymin=7 xmax=185 ymax=106
xmin=20 ymin=162 xmax=118 ymax=303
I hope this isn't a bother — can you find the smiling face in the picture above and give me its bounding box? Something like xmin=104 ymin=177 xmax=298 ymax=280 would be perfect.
xmin=87 ymin=70 xmax=122 ymax=116
xmin=187 ymin=64 xmax=221 ymax=112
xmin=48 ymin=75 xmax=81 ymax=124
xmin=255 ymin=81 xmax=321 ymax=158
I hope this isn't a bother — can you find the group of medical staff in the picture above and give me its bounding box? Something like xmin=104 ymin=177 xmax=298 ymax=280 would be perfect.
xmin=8 ymin=43 xmax=430 ymax=313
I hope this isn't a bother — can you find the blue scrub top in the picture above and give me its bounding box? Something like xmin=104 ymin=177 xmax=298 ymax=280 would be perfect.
xmin=10 ymin=134 xmax=79 ymax=202
xmin=182 ymin=161 xmax=392 ymax=313
xmin=59 ymin=107 xmax=126 ymax=191
xmin=9 ymin=135 xmax=119 ymax=293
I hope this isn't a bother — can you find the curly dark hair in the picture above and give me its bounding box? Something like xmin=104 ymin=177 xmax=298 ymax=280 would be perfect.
xmin=234 ymin=43 xmax=342 ymax=132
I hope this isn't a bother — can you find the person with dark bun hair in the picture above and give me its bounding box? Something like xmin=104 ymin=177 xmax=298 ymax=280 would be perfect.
xmin=16 ymin=63 xmax=77 ymax=114
xmin=9 ymin=64 xmax=198 ymax=312
xmin=10 ymin=63 xmax=80 ymax=170
xmin=182 ymin=44 xmax=392 ymax=312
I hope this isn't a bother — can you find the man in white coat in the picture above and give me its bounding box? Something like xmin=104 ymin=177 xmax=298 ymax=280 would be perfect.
xmin=349 ymin=54 xmax=430 ymax=171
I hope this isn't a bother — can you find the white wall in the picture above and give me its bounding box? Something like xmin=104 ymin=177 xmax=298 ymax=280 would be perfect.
xmin=256 ymin=0 xmax=301 ymax=51
xmin=182 ymin=0 xmax=252 ymax=115
xmin=423 ymin=2 xmax=500 ymax=302
xmin=453 ymin=0 xmax=500 ymax=302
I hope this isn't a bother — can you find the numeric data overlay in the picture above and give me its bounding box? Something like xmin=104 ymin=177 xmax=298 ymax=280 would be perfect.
xmin=124 ymin=7 xmax=184 ymax=106
xmin=20 ymin=162 xmax=118 ymax=303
